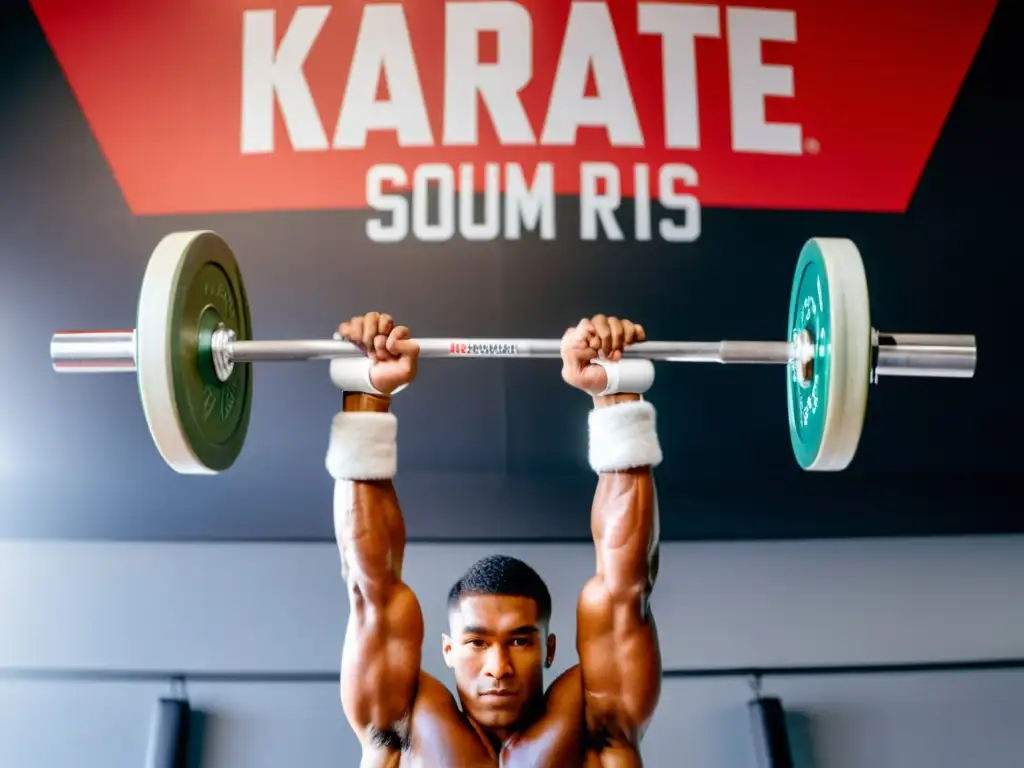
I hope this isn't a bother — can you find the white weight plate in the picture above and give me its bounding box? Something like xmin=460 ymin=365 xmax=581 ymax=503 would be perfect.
xmin=136 ymin=230 xmax=252 ymax=474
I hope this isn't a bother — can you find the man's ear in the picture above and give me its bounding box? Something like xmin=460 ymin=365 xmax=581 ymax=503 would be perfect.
xmin=545 ymin=633 xmax=557 ymax=669
xmin=442 ymin=633 xmax=455 ymax=669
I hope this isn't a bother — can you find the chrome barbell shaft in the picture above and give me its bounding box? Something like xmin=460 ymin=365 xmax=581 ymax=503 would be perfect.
xmin=49 ymin=332 xmax=796 ymax=370
xmin=49 ymin=329 xmax=977 ymax=379
xmin=229 ymin=338 xmax=794 ymax=363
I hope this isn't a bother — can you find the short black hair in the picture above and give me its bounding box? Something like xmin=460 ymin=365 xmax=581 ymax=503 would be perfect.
xmin=447 ymin=554 xmax=552 ymax=624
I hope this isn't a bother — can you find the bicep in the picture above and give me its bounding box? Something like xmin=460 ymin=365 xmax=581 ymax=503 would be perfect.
xmin=576 ymin=577 xmax=662 ymax=745
xmin=341 ymin=581 xmax=424 ymax=746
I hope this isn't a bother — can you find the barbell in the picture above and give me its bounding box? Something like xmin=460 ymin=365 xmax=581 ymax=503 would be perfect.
xmin=50 ymin=231 xmax=977 ymax=475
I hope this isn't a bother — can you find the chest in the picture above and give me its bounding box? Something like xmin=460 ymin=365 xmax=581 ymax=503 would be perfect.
xmin=399 ymin=742 xmax=591 ymax=768
xmin=401 ymin=713 xmax=586 ymax=768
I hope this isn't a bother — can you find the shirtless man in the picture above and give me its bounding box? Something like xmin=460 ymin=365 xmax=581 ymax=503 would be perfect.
xmin=326 ymin=311 xmax=663 ymax=767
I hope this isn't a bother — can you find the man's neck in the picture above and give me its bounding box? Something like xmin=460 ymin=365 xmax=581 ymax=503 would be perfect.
xmin=464 ymin=696 xmax=545 ymax=752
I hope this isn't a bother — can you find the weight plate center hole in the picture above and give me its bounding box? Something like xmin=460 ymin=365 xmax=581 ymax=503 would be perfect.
xmin=196 ymin=307 xmax=235 ymax=384
xmin=795 ymin=327 xmax=815 ymax=387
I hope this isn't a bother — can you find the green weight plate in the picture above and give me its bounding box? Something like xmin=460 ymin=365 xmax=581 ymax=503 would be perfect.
xmin=786 ymin=238 xmax=872 ymax=471
xmin=135 ymin=231 xmax=253 ymax=474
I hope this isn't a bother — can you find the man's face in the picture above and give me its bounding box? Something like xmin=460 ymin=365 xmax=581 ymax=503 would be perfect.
xmin=442 ymin=594 xmax=555 ymax=731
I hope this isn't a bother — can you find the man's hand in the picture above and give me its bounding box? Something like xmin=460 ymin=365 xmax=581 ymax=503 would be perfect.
xmin=337 ymin=312 xmax=420 ymax=395
xmin=561 ymin=314 xmax=646 ymax=395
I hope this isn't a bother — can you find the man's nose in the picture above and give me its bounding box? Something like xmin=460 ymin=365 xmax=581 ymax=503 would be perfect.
xmin=483 ymin=645 xmax=513 ymax=679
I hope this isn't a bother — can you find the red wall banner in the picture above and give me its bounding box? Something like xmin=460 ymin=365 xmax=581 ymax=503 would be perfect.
xmin=31 ymin=0 xmax=996 ymax=229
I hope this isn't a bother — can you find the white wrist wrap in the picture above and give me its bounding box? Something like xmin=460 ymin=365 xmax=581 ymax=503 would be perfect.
xmin=329 ymin=335 xmax=407 ymax=395
xmin=329 ymin=356 xmax=381 ymax=395
xmin=588 ymin=400 xmax=663 ymax=473
xmin=325 ymin=411 xmax=398 ymax=480
xmin=589 ymin=358 xmax=655 ymax=396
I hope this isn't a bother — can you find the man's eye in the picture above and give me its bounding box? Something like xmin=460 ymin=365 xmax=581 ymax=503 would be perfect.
xmin=511 ymin=638 xmax=530 ymax=647
xmin=467 ymin=639 xmax=485 ymax=647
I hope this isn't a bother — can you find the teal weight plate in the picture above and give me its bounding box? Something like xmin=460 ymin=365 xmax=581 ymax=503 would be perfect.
xmin=787 ymin=240 xmax=832 ymax=470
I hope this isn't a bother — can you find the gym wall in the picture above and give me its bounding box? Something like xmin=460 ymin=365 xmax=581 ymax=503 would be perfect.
xmin=2 ymin=537 xmax=1023 ymax=767
xmin=1 ymin=0 xmax=1021 ymax=766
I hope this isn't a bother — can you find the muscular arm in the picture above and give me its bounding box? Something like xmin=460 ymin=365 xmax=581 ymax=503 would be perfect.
xmin=334 ymin=393 xmax=424 ymax=753
xmin=577 ymin=393 xmax=662 ymax=757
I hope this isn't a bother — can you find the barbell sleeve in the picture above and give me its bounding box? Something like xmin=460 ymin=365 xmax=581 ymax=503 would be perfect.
xmin=49 ymin=329 xmax=976 ymax=379
xmin=873 ymin=332 xmax=977 ymax=378
xmin=50 ymin=330 xmax=136 ymax=373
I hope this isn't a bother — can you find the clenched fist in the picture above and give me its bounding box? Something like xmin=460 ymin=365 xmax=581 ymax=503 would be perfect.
xmin=561 ymin=314 xmax=646 ymax=395
xmin=336 ymin=312 xmax=419 ymax=395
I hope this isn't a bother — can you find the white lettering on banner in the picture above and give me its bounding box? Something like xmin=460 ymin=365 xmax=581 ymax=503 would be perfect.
xmin=443 ymin=2 xmax=536 ymax=145
xmin=365 ymin=162 xmax=697 ymax=242
xmin=241 ymin=6 xmax=330 ymax=153
xmin=627 ymin=164 xmax=702 ymax=242
xmin=540 ymin=3 xmax=643 ymax=147
xmin=365 ymin=164 xmax=409 ymax=242
xmin=365 ymin=162 xmax=556 ymax=242
xmin=581 ymin=163 xmax=701 ymax=242
xmin=333 ymin=5 xmax=434 ymax=148
xmin=581 ymin=163 xmax=622 ymax=240
xmin=239 ymin=3 xmax=801 ymax=241
xmin=658 ymin=164 xmax=702 ymax=242
xmin=460 ymin=162 xmax=502 ymax=240
xmin=727 ymin=8 xmax=802 ymax=154
xmin=634 ymin=163 xmax=651 ymax=241
xmin=638 ymin=3 xmax=721 ymax=150
xmin=504 ymin=163 xmax=556 ymax=240
xmin=413 ymin=164 xmax=456 ymax=241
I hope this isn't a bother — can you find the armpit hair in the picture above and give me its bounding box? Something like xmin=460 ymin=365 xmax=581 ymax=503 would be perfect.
xmin=585 ymin=723 xmax=612 ymax=752
xmin=367 ymin=713 xmax=412 ymax=753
